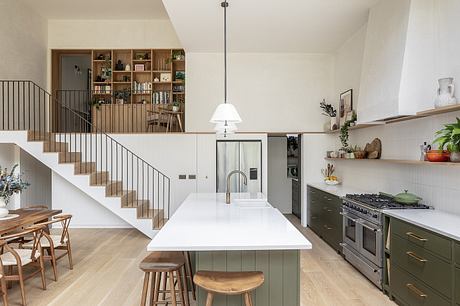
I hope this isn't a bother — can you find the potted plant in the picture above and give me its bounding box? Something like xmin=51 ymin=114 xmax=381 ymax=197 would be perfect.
xmin=433 ymin=117 xmax=460 ymax=162
xmin=114 ymin=89 xmax=131 ymax=104
xmin=339 ymin=119 xmax=353 ymax=155
xmin=172 ymin=101 xmax=180 ymax=112
xmin=0 ymin=164 xmax=29 ymax=218
xmin=319 ymin=99 xmax=337 ymax=131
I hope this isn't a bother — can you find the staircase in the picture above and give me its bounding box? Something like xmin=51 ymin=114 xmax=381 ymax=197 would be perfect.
xmin=0 ymin=80 xmax=170 ymax=237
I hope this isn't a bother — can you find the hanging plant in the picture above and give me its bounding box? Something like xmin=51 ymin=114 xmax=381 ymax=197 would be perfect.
xmin=319 ymin=99 xmax=337 ymax=117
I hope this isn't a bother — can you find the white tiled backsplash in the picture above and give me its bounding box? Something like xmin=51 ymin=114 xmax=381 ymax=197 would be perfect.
xmin=328 ymin=110 xmax=460 ymax=215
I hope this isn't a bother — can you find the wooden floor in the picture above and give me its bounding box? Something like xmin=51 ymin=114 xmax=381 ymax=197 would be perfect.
xmin=5 ymin=218 xmax=396 ymax=306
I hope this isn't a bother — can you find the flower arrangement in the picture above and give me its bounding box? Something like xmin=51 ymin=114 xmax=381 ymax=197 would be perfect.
xmin=0 ymin=164 xmax=29 ymax=203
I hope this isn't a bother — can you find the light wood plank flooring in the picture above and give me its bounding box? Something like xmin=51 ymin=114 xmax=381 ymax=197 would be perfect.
xmin=5 ymin=219 xmax=395 ymax=306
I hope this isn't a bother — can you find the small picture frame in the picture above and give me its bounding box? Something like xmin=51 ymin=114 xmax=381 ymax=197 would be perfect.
xmin=160 ymin=73 xmax=172 ymax=82
xmin=134 ymin=64 xmax=145 ymax=72
xmin=339 ymin=89 xmax=353 ymax=127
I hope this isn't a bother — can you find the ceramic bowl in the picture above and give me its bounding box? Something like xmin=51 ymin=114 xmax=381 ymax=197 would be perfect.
xmin=426 ymin=150 xmax=450 ymax=162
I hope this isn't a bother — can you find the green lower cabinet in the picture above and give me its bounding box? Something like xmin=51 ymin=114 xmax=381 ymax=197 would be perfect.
xmin=307 ymin=186 xmax=342 ymax=252
xmin=390 ymin=235 xmax=452 ymax=298
xmin=195 ymin=250 xmax=300 ymax=306
xmin=455 ymin=242 xmax=460 ymax=264
xmin=455 ymin=268 xmax=460 ymax=306
xmin=390 ymin=265 xmax=450 ymax=306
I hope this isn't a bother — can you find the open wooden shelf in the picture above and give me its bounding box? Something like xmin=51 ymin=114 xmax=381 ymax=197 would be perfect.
xmin=325 ymin=157 xmax=460 ymax=167
xmin=325 ymin=104 xmax=460 ymax=134
xmin=325 ymin=123 xmax=382 ymax=134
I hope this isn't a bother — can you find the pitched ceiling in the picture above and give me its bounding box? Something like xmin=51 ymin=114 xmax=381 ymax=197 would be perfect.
xmin=20 ymin=0 xmax=169 ymax=20
xmin=163 ymin=0 xmax=380 ymax=53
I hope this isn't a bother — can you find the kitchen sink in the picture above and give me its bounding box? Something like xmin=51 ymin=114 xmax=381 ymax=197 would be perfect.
xmin=235 ymin=200 xmax=271 ymax=208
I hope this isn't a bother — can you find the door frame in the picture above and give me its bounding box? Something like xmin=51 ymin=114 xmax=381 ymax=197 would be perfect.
xmin=51 ymin=49 xmax=92 ymax=132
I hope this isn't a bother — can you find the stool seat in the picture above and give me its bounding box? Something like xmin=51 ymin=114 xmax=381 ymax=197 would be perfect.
xmin=194 ymin=271 xmax=264 ymax=295
xmin=139 ymin=251 xmax=185 ymax=272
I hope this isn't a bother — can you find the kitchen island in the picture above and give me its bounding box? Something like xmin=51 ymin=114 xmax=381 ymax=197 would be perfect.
xmin=148 ymin=193 xmax=312 ymax=306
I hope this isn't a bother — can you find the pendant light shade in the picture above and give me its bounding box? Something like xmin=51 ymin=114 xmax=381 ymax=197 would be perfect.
xmin=209 ymin=0 xmax=241 ymax=135
xmin=210 ymin=103 xmax=242 ymax=123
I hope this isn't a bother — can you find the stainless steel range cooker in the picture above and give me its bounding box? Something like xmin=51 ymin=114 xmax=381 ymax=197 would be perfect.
xmin=340 ymin=193 xmax=429 ymax=288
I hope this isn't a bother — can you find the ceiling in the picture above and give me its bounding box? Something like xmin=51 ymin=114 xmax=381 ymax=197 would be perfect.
xmin=20 ymin=0 xmax=169 ymax=20
xmin=163 ymin=0 xmax=380 ymax=53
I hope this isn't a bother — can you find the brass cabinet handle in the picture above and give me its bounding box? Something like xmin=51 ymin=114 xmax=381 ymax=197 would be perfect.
xmin=406 ymin=232 xmax=428 ymax=242
xmin=322 ymin=207 xmax=332 ymax=212
xmin=406 ymin=251 xmax=428 ymax=263
xmin=311 ymin=216 xmax=317 ymax=219
xmin=323 ymin=225 xmax=333 ymax=230
xmin=406 ymin=283 xmax=428 ymax=298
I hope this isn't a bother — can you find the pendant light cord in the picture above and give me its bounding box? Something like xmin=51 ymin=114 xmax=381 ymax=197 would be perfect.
xmin=222 ymin=0 xmax=228 ymax=104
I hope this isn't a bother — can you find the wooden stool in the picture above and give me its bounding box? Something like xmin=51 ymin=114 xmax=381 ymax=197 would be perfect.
xmin=0 ymin=273 xmax=7 ymax=306
xmin=139 ymin=252 xmax=189 ymax=306
xmin=193 ymin=271 xmax=264 ymax=306
xmin=183 ymin=252 xmax=196 ymax=300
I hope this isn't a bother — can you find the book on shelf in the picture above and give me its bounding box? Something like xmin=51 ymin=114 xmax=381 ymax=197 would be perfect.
xmin=94 ymin=85 xmax=111 ymax=94
xmin=133 ymin=81 xmax=152 ymax=94
xmin=153 ymin=91 xmax=170 ymax=104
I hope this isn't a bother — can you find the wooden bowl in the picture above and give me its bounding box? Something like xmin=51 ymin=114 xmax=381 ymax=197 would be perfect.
xmin=426 ymin=150 xmax=450 ymax=162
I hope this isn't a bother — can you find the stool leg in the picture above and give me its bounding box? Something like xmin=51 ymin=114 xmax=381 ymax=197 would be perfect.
xmin=149 ymin=272 xmax=156 ymax=306
xmin=154 ymin=272 xmax=161 ymax=303
xmin=176 ymin=270 xmax=186 ymax=306
xmin=205 ymin=292 xmax=214 ymax=306
xmin=140 ymin=272 xmax=150 ymax=306
xmin=169 ymin=272 xmax=177 ymax=306
xmin=181 ymin=267 xmax=190 ymax=306
xmin=184 ymin=252 xmax=196 ymax=300
xmin=243 ymin=292 xmax=253 ymax=306
xmin=161 ymin=272 xmax=167 ymax=300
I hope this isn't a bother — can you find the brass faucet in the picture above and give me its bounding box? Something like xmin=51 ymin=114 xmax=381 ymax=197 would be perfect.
xmin=226 ymin=170 xmax=248 ymax=204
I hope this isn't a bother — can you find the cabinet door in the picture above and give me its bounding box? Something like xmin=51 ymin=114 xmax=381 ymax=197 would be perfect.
xmin=196 ymin=134 xmax=216 ymax=193
xmin=455 ymin=242 xmax=460 ymax=265
xmin=456 ymin=268 xmax=460 ymax=305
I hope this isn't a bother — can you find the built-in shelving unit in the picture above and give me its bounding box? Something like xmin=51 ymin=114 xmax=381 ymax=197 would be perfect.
xmin=91 ymin=48 xmax=186 ymax=106
xmin=324 ymin=104 xmax=460 ymax=134
xmin=325 ymin=157 xmax=460 ymax=167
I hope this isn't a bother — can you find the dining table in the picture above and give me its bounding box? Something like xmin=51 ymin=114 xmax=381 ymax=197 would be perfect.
xmin=0 ymin=208 xmax=62 ymax=235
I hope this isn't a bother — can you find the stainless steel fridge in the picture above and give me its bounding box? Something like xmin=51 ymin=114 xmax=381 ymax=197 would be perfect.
xmin=216 ymin=140 xmax=262 ymax=193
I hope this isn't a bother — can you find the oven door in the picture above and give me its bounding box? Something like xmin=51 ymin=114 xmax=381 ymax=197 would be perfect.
xmin=341 ymin=209 xmax=360 ymax=251
xmin=357 ymin=219 xmax=383 ymax=267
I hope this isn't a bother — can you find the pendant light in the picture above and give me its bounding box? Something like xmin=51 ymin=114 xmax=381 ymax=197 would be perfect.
xmin=210 ymin=0 xmax=242 ymax=135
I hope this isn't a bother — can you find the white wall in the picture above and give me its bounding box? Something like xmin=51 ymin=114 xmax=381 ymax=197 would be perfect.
xmin=186 ymin=52 xmax=334 ymax=133
xmin=267 ymin=137 xmax=292 ymax=214
xmin=0 ymin=0 xmax=48 ymax=87
xmin=19 ymin=149 xmax=51 ymax=208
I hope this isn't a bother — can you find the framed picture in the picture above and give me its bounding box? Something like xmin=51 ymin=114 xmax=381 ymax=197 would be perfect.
xmin=134 ymin=64 xmax=145 ymax=72
xmin=160 ymin=73 xmax=172 ymax=82
xmin=175 ymin=71 xmax=185 ymax=81
xmin=340 ymin=89 xmax=353 ymax=127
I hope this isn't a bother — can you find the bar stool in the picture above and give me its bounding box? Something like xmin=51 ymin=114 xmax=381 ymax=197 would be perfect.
xmin=139 ymin=252 xmax=189 ymax=306
xmin=183 ymin=252 xmax=196 ymax=300
xmin=193 ymin=271 xmax=264 ymax=306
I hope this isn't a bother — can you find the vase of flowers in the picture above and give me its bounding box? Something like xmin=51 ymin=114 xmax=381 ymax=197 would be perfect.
xmin=0 ymin=164 xmax=29 ymax=218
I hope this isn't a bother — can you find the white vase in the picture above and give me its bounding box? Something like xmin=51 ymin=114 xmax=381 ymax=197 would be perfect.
xmin=0 ymin=198 xmax=9 ymax=218
xmin=330 ymin=116 xmax=338 ymax=130
xmin=435 ymin=77 xmax=457 ymax=108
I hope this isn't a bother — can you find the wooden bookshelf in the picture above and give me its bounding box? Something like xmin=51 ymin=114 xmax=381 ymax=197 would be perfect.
xmin=91 ymin=48 xmax=185 ymax=107
xmin=91 ymin=48 xmax=186 ymax=132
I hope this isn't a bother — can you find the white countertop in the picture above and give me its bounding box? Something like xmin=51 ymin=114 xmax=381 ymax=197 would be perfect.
xmin=384 ymin=209 xmax=460 ymax=242
xmin=147 ymin=193 xmax=312 ymax=251
xmin=307 ymin=182 xmax=369 ymax=198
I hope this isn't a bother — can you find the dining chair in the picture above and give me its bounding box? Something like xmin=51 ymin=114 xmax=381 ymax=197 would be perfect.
xmin=22 ymin=214 xmax=73 ymax=281
xmin=0 ymin=241 xmax=8 ymax=306
xmin=147 ymin=109 xmax=168 ymax=132
xmin=0 ymin=226 xmax=46 ymax=306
